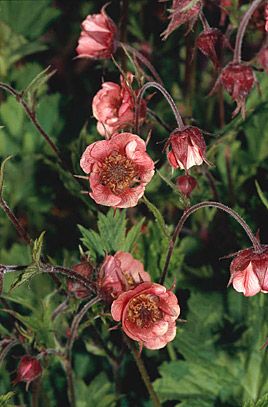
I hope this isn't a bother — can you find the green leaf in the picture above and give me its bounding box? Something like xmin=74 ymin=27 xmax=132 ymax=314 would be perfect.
xmin=122 ymin=217 xmax=145 ymax=252
xmin=255 ymin=181 xmax=268 ymax=210
xmin=97 ymin=209 xmax=127 ymax=253
xmin=32 ymin=231 xmax=46 ymax=264
xmin=243 ymin=393 xmax=268 ymax=407
xmin=75 ymin=373 xmax=116 ymax=407
xmin=0 ymin=392 xmax=15 ymax=407
xmin=8 ymin=265 xmax=38 ymax=292
xmin=0 ymin=155 xmax=13 ymax=194
xmin=142 ymin=195 xmax=170 ymax=239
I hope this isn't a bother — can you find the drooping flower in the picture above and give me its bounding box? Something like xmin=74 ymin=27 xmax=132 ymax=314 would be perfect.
xmin=196 ymin=28 xmax=225 ymax=69
xmin=13 ymin=356 xmax=42 ymax=387
xmin=229 ymin=246 xmax=268 ymax=296
xmin=166 ymin=126 xmax=206 ymax=170
xmin=98 ymin=251 xmax=151 ymax=302
xmin=161 ymin=0 xmax=202 ymax=40
xmin=265 ymin=3 xmax=268 ymax=32
xmin=80 ymin=133 xmax=155 ymax=208
xmin=76 ymin=6 xmax=118 ymax=59
xmin=111 ymin=282 xmax=180 ymax=349
xmin=92 ymin=73 xmax=146 ymax=137
xmin=220 ymin=62 xmax=256 ymax=118
xmin=176 ymin=174 xmax=197 ymax=197
xmin=67 ymin=262 xmax=93 ymax=299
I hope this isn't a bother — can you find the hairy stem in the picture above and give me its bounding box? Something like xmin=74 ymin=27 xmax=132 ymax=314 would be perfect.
xmin=160 ymin=201 xmax=262 ymax=284
xmin=124 ymin=336 xmax=161 ymax=407
xmin=199 ymin=11 xmax=210 ymax=31
xmin=0 ymin=197 xmax=31 ymax=245
xmin=135 ymin=81 xmax=184 ymax=133
xmin=233 ymin=0 xmax=264 ymax=63
xmin=63 ymin=358 xmax=76 ymax=407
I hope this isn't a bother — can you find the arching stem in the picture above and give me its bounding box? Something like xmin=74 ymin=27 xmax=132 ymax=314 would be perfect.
xmin=135 ymin=81 xmax=184 ymax=133
xmin=233 ymin=0 xmax=264 ymax=63
xmin=159 ymin=201 xmax=262 ymax=285
xmin=199 ymin=11 xmax=210 ymax=31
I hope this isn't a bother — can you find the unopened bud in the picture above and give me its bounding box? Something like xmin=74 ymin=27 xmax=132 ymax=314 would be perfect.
xmin=176 ymin=175 xmax=197 ymax=197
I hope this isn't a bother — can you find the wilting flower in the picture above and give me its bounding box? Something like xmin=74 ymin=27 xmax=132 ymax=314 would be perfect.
xmin=13 ymin=356 xmax=42 ymax=388
xmin=166 ymin=126 xmax=206 ymax=170
xmin=220 ymin=62 xmax=256 ymax=118
xmin=76 ymin=6 xmax=118 ymax=59
xmin=92 ymin=74 xmax=146 ymax=137
xmin=258 ymin=46 xmax=268 ymax=74
xmin=196 ymin=28 xmax=225 ymax=69
xmin=111 ymin=282 xmax=180 ymax=349
xmin=176 ymin=174 xmax=197 ymax=197
xmin=67 ymin=262 xmax=93 ymax=299
xmin=98 ymin=251 xmax=151 ymax=302
xmin=80 ymin=132 xmax=155 ymax=208
xmin=161 ymin=0 xmax=202 ymax=40
xmin=229 ymin=246 xmax=268 ymax=296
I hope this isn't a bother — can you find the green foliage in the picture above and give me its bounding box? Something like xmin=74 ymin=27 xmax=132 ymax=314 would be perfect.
xmin=78 ymin=209 xmax=144 ymax=261
xmin=75 ymin=373 xmax=116 ymax=407
xmin=0 ymin=392 xmax=15 ymax=407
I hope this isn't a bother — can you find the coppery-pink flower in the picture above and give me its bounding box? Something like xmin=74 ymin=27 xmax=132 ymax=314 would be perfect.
xmin=229 ymin=246 xmax=268 ymax=296
xmin=76 ymin=7 xmax=118 ymax=59
xmin=98 ymin=251 xmax=151 ymax=302
xmin=161 ymin=0 xmax=202 ymax=40
xmin=80 ymin=132 xmax=154 ymax=208
xmin=92 ymin=74 xmax=146 ymax=137
xmin=111 ymin=282 xmax=180 ymax=349
xmin=13 ymin=356 xmax=42 ymax=387
xmin=166 ymin=126 xmax=206 ymax=170
xmin=67 ymin=262 xmax=93 ymax=299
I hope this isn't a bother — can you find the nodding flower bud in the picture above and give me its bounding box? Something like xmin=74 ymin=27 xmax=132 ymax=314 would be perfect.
xmin=67 ymin=262 xmax=93 ymax=299
xmin=13 ymin=356 xmax=42 ymax=387
xmin=76 ymin=6 xmax=118 ymax=59
xmin=176 ymin=175 xmax=197 ymax=197
xmin=220 ymin=62 xmax=256 ymax=118
xmin=166 ymin=126 xmax=207 ymax=171
xmin=229 ymin=245 xmax=268 ymax=297
xmin=196 ymin=28 xmax=224 ymax=68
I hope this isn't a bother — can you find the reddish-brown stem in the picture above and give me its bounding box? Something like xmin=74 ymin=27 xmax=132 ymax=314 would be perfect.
xmin=233 ymin=0 xmax=264 ymax=63
xmin=160 ymin=201 xmax=262 ymax=285
xmin=0 ymin=82 xmax=62 ymax=162
xmin=135 ymin=81 xmax=184 ymax=133
xmin=199 ymin=11 xmax=210 ymax=31
xmin=0 ymin=197 xmax=31 ymax=245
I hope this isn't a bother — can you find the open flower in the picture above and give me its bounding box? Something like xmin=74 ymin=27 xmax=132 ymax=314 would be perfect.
xmin=98 ymin=251 xmax=151 ymax=302
xmin=76 ymin=6 xmax=118 ymax=59
xmin=13 ymin=356 xmax=42 ymax=388
xmin=166 ymin=126 xmax=206 ymax=170
xmin=92 ymin=74 xmax=146 ymax=137
xmin=111 ymin=282 xmax=180 ymax=349
xmin=80 ymin=132 xmax=154 ymax=208
xmin=229 ymin=246 xmax=268 ymax=296
xmin=220 ymin=62 xmax=256 ymax=118
xmin=67 ymin=262 xmax=93 ymax=299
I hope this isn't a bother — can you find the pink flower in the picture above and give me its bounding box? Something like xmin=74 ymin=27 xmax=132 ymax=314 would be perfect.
xmin=98 ymin=251 xmax=151 ymax=302
xmin=265 ymin=3 xmax=268 ymax=32
xmin=92 ymin=74 xmax=146 ymax=137
xmin=80 ymin=132 xmax=154 ymax=208
xmin=229 ymin=246 xmax=268 ymax=296
xmin=161 ymin=0 xmax=202 ymax=40
xmin=196 ymin=28 xmax=226 ymax=69
xmin=111 ymin=282 xmax=180 ymax=349
xmin=67 ymin=262 xmax=93 ymax=299
xmin=76 ymin=7 xmax=118 ymax=59
xmin=13 ymin=356 xmax=42 ymax=387
xmin=166 ymin=126 xmax=206 ymax=170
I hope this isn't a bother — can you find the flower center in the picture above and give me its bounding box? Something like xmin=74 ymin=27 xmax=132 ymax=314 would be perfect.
xmin=100 ymin=152 xmax=137 ymax=194
xmin=126 ymin=294 xmax=163 ymax=328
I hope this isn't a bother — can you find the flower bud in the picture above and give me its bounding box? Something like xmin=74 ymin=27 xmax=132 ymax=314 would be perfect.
xmin=166 ymin=126 xmax=206 ymax=170
xmin=196 ymin=28 xmax=224 ymax=68
xmin=76 ymin=6 xmax=118 ymax=59
xmin=229 ymin=245 xmax=268 ymax=296
xmin=220 ymin=62 xmax=256 ymax=118
xmin=14 ymin=356 xmax=42 ymax=386
xmin=176 ymin=175 xmax=197 ymax=197
xmin=67 ymin=262 xmax=93 ymax=299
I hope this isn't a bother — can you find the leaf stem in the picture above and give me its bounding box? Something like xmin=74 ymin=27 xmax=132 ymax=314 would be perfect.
xmin=160 ymin=201 xmax=262 ymax=284
xmin=124 ymin=336 xmax=161 ymax=407
xmin=233 ymin=0 xmax=264 ymax=63
xmin=142 ymin=195 xmax=170 ymax=239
